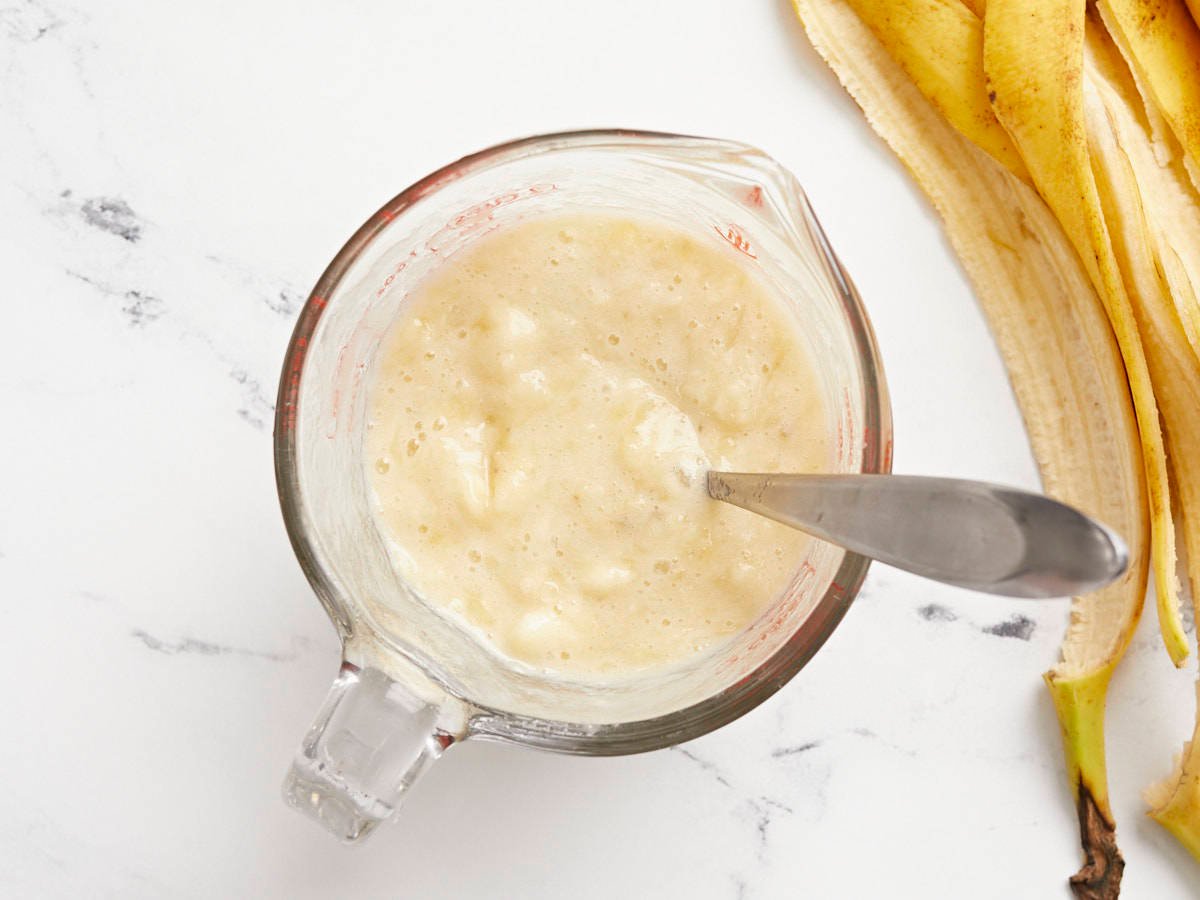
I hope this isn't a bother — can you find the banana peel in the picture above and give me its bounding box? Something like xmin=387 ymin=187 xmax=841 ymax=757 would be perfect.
xmin=841 ymin=0 xmax=1029 ymax=182
xmin=983 ymin=0 xmax=1188 ymax=674
xmin=831 ymin=0 xmax=1187 ymax=666
xmin=1094 ymin=0 xmax=1200 ymax=363
xmin=1095 ymin=0 xmax=1200 ymax=190
xmin=1145 ymin=685 xmax=1200 ymax=860
xmin=871 ymin=0 xmax=1200 ymax=368
xmin=1085 ymin=4 xmax=1200 ymax=648
xmin=1046 ymin=665 xmax=1123 ymax=895
xmin=788 ymin=1 xmax=1148 ymax=894
xmin=958 ymin=0 xmax=986 ymax=18
xmin=1083 ymin=18 xmax=1200 ymax=861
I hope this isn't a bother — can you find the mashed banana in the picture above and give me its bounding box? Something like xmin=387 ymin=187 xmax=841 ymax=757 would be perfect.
xmin=366 ymin=214 xmax=827 ymax=675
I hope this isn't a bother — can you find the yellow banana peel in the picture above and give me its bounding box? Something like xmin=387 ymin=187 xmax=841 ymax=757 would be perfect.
xmin=982 ymin=0 xmax=1186 ymax=674
xmin=841 ymin=0 xmax=1030 ymax=182
xmin=1046 ymin=666 xmax=1122 ymax=893
xmin=789 ymin=0 xmax=1148 ymax=893
xmin=1084 ymin=11 xmax=1200 ymax=652
xmin=1092 ymin=0 xmax=1200 ymax=363
xmin=1096 ymin=0 xmax=1200 ymax=189
xmin=790 ymin=0 xmax=1200 ymax=879
xmin=1145 ymin=685 xmax=1200 ymax=861
xmin=1084 ymin=20 xmax=1200 ymax=860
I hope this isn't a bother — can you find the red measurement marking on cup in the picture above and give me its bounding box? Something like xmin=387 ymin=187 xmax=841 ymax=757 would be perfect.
xmin=446 ymin=186 xmax=559 ymax=245
xmin=327 ymin=342 xmax=351 ymax=439
xmin=408 ymin=165 xmax=468 ymax=205
xmin=449 ymin=187 xmax=536 ymax=234
xmin=377 ymin=249 xmax=419 ymax=295
xmin=836 ymin=389 xmax=853 ymax=456
xmin=375 ymin=260 xmax=409 ymax=299
xmin=423 ymin=185 xmax=559 ymax=256
xmin=349 ymin=358 xmax=368 ymax=421
xmin=281 ymin=302 xmax=323 ymax=432
xmin=714 ymin=223 xmax=757 ymax=259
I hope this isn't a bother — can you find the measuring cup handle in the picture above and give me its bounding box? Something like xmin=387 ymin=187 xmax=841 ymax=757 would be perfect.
xmin=283 ymin=661 xmax=463 ymax=842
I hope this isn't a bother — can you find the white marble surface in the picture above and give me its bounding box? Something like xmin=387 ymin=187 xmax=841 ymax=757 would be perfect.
xmin=3 ymin=0 xmax=1198 ymax=896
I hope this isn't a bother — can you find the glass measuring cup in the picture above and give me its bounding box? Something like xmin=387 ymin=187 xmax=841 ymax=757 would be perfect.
xmin=274 ymin=130 xmax=892 ymax=842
